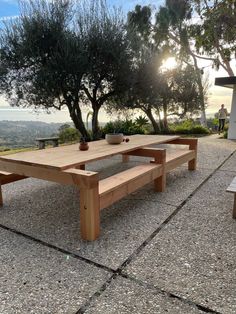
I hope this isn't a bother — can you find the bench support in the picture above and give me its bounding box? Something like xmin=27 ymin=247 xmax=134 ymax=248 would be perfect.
xmin=153 ymin=149 xmax=166 ymax=192
xmin=233 ymin=194 xmax=236 ymax=219
xmin=0 ymin=183 xmax=2 ymax=207
xmin=167 ymin=138 xmax=198 ymax=171
xmin=80 ymin=185 xmax=100 ymax=241
xmin=123 ymin=148 xmax=167 ymax=192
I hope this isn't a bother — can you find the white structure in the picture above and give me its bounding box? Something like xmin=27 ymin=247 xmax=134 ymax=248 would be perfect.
xmin=215 ymin=77 xmax=236 ymax=140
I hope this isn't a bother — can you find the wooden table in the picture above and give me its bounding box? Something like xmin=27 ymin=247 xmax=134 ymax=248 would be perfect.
xmin=0 ymin=135 xmax=197 ymax=241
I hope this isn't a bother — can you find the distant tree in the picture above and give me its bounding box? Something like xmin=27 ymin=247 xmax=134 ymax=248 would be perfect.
xmin=58 ymin=126 xmax=80 ymax=143
xmin=192 ymin=0 xmax=236 ymax=76
xmin=0 ymin=0 xmax=132 ymax=140
xmin=156 ymin=0 xmax=208 ymax=127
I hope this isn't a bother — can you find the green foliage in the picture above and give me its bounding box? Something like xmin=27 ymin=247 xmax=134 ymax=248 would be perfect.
xmin=135 ymin=115 xmax=149 ymax=128
xmin=193 ymin=0 xmax=235 ymax=75
xmin=170 ymin=120 xmax=210 ymax=135
xmin=102 ymin=120 xmax=146 ymax=136
xmin=0 ymin=0 xmax=132 ymax=140
xmin=58 ymin=125 xmax=80 ymax=143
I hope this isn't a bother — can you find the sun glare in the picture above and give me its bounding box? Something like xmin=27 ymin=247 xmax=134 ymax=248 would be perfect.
xmin=161 ymin=57 xmax=177 ymax=71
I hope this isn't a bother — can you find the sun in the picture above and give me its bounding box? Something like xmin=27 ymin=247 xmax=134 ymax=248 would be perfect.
xmin=161 ymin=57 xmax=177 ymax=71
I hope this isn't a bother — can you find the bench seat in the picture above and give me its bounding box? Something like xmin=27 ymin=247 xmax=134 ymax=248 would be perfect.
xmin=166 ymin=149 xmax=195 ymax=172
xmin=226 ymin=177 xmax=236 ymax=218
xmin=99 ymin=163 xmax=162 ymax=209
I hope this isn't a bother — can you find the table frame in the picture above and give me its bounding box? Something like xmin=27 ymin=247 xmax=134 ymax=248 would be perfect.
xmin=0 ymin=135 xmax=197 ymax=241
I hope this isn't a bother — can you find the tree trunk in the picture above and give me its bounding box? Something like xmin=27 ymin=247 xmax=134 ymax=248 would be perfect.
xmin=69 ymin=106 xmax=90 ymax=140
xmin=192 ymin=55 xmax=207 ymax=127
xmin=91 ymin=104 xmax=101 ymax=140
xmin=143 ymin=107 xmax=160 ymax=134
xmin=162 ymin=102 xmax=169 ymax=131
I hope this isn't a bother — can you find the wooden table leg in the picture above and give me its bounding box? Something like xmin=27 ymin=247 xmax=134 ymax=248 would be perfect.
xmin=78 ymin=164 xmax=85 ymax=170
xmin=80 ymin=185 xmax=100 ymax=241
xmin=153 ymin=149 xmax=166 ymax=192
xmin=122 ymin=155 xmax=129 ymax=163
xmin=233 ymin=194 xmax=236 ymax=219
xmin=0 ymin=183 xmax=3 ymax=206
xmin=188 ymin=139 xmax=198 ymax=170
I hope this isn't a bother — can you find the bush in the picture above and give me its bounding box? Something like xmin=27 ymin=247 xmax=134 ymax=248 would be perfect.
xmin=170 ymin=120 xmax=210 ymax=135
xmin=58 ymin=126 xmax=80 ymax=143
xmin=101 ymin=119 xmax=146 ymax=136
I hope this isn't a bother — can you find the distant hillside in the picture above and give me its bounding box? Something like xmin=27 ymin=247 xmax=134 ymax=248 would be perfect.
xmin=0 ymin=121 xmax=64 ymax=148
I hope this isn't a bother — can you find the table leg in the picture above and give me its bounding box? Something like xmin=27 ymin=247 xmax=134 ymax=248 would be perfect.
xmin=188 ymin=140 xmax=198 ymax=170
xmin=153 ymin=149 xmax=166 ymax=192
xmin=233 ymin=194 xmax=236 ymax=219
xmin=122 ymin=155 xmax=129 ymax=163
xmin=80 ymin=185 xmax=100 ymax=241
xmin=0 ymin=183 xmax=3 ymax=206
xmin=78 ymin=164 xmax=85 ymax=170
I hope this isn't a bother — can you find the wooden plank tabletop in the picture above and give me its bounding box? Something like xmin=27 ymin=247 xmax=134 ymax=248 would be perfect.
xmin=0 ymin=135 xmax=179 ymax=170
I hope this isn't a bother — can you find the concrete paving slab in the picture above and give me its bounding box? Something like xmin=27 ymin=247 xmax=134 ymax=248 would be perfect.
xmin=0 ymin=228 xmax=110 ymax=314
xmin=84 ymin=277 xmax=204 ymax=314
xmin=220 ymin=151 xmax=236 ymax=172
xmin=127 ymin=167 xmax=213 ymax=206
xmin=125 ymin=170 xmax=236 ymax=314
xmin=0 ymin=177 xmax=176 ymax=270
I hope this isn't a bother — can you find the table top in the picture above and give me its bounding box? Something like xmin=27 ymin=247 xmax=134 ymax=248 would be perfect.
xmin=0 ymin=135 xmax=179 ymax=170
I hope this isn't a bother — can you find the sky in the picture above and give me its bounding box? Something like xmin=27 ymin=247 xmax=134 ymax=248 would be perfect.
xmin=0 ymin=0 xmax=234 ymax=123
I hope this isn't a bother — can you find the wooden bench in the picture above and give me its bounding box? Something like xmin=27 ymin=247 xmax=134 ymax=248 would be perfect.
xmin=99 ymin=163 xmax=163 ymax=210
xmin=226 ymin=177 xmax=236 ymax=218
xmin=36 ymin=137 xmax=59 ymax=149
xmin=98 ymin=140 xmax=197 ymax=211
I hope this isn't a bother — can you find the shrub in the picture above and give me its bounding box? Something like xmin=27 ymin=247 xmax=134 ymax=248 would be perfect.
xmin=170 ymin=120 xmax=210 ymax=135
xmin=101 ymin=119 xmax=146 ymax=136
xmin=59 ymin=126 xmax=80 ymax=143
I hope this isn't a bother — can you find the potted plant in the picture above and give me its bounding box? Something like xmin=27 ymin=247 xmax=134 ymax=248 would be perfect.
xmin=79 ymin=137 xmax=89 ymax=151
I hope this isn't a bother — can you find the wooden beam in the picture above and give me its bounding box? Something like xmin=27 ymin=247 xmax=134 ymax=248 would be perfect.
xmin=233 ymin=194 xmax=236 ymax=219
xmin=0 ymin=174 xmax=26 ymax=185
xmin=76 ymin=164 xmax=85 ymax=170
xmin=122 ymin=155 xmax=130 ymax=163
xmin=80 ymin=184 xmax=100 ymax=241
xmin=0 ymin=183 xmax=2 ymax=207
xmin=152 ymin=149 xmax=166 ymax=192
xmin=123 ymin=147 xmax=166 ymax=158
xmin=167 ymin=138 xmax=198 ymax=147
xmin=0 ymin=160 xmax=98 ymax=188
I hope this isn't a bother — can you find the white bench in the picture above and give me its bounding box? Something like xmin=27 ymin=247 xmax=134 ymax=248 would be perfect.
xmin=226 ymin=177 xmax=236 ymax=218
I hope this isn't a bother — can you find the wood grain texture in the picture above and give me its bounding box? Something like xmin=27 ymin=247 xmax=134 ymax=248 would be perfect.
xmin=0 ymin=159 xmax=98 ymax=188
xmin=0 ymin=135 xmax=179 ymax=171
xmin=80 ymin=185 xmax=100 ymax=241
xmin=99 ymin=163 xmax=162 ymax=209
xmin=0 ymin=183 xmax=2 ymax=207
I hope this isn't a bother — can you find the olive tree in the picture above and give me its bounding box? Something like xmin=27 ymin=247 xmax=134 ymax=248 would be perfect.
xmin=0 ymin=0 xmax=131 ymax=140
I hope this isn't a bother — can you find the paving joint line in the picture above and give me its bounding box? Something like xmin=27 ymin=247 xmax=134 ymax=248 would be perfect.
xmin=75 ymin=150 xmax=236 ymax=313
xmin=118 ymin=149 xmax=236 ymax=271
xmin=1 ymin=148 xmax=235 ymax=313
xmin=0 ymin=223 xmax=115 ymax=274
xmin=119 ymin=273 xmax=221 ymax=314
